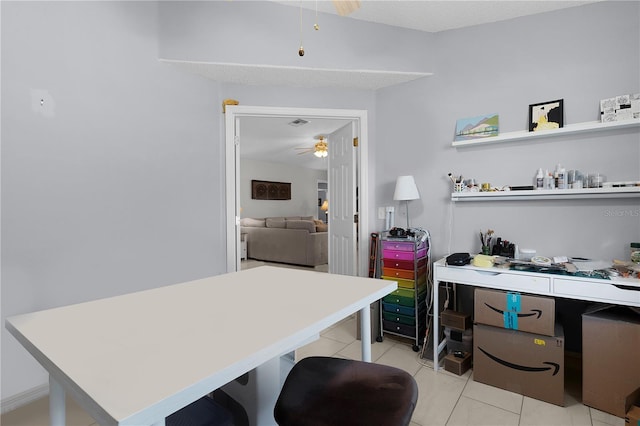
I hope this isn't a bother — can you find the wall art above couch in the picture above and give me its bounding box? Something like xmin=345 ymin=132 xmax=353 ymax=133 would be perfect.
xmin=251 ymin=180 xmax=291 ymax=200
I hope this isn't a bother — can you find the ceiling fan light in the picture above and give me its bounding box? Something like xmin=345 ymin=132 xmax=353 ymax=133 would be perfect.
xmin=314 ymin=150 xmax=323 ymax=158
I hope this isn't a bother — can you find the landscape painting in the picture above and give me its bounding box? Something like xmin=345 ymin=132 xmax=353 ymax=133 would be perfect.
xmin=454 ymin=113 xmax=499 ymax=141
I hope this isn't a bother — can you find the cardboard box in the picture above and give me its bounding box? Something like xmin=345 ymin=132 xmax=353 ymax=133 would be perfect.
xmin=473 ymin=323 xmax=565 ymax=406
xmin=441 ymin=309 xmax=471 ymax=331
xmin=444 ymin=352 xmax=472 ymax=376
xmin=583 ymin=306 xmax=640 ymax=418
xmin=627 ymin=405 xmax=640 ymax=426
xmin=474 ymin=288 xmax=555 ymax=336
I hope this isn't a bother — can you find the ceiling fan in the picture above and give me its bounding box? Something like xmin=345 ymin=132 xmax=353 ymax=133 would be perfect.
xmin=331 ymin=0 xmax=360 ymax=16
xmin=295 ymin=136 xmax=328 ymax=158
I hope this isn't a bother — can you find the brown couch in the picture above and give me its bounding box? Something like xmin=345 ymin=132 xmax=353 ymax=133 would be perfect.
xmin=240 ymin=216 xmax=328 ymax=266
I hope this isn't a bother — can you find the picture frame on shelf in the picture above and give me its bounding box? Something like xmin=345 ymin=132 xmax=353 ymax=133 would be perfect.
xmin=529 ymin=99 xmax=563 ymax=132
xmin=454 ymin=113 xmax=499 ymax=141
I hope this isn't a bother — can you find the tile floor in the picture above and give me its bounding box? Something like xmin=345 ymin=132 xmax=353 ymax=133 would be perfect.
xmin=1 ymin=260 xmax=627 ymax=425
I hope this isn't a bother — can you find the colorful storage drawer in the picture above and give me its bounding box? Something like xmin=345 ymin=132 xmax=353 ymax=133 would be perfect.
xmin=383 ymin=320 xmax=416 ymax=336
xmin=383 ymin=288 xmax=416 ymax=306
xmin=383 ymin=311 xmax=416 ymax=326
xmin=382 ymin=302 xmax=416 ymax=316
xmin=382 ymin=273 xmax=427 ymax=289
xmin=382 ymin=267 xmax=415 ymax=280
xmin=382 ymin=247 xmax=427 ymax=261
xmin=383 ymin=257 xmax=427 ymax=270
xmin=382 ymin=240 xmax=427 ymax=252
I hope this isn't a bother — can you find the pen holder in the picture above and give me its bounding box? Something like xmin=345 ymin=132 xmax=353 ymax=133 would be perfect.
xmin=454 ymin=182 xmax=464 ymax=193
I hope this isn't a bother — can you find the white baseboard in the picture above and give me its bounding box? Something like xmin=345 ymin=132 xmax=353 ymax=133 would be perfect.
xmin=1 ymin=384 xmax=49 ymax=415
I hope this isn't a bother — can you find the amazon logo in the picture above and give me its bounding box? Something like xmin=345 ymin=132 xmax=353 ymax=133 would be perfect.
xmin=478 ymin=347 xmax=560 ymax=376
xmin=484 ymin=303 xmax=542 ymax=319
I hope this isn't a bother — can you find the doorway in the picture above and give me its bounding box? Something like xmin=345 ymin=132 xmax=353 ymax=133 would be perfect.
xmin=224 ymin=106 xmax=368 ymax=277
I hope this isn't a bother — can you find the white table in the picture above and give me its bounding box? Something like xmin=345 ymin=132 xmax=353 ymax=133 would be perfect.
xmin=432 ymin=258 xmax=640 ymax=370
xmin=5 ymin=266 xmax=397 ymax=425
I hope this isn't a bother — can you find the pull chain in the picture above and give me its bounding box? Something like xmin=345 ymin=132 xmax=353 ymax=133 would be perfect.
xmin=298 ymin=0 xmax=305 ymax=56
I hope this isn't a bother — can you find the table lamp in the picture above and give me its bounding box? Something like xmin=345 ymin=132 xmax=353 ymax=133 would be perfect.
xmin=393 ymin=175 xmax=420 ymax=229
xmin=320 ymin=199 xmax=329 ymax=222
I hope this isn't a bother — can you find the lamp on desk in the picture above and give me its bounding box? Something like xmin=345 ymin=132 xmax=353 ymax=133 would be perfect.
xmin=393 ymin=175 xmax=420 ymax=229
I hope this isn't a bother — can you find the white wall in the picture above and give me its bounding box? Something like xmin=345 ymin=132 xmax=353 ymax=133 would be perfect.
xmin=240 ymin=159 xmax=327 ymax=219
xmin=1 ymin=2 xmax=226 ymax=402
xmin=376 ymin=1 xmax=640 ymax=261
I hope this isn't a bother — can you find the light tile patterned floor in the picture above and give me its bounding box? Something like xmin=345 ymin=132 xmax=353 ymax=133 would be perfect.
xmin=1 ymin=260 xmax=628 ymax=425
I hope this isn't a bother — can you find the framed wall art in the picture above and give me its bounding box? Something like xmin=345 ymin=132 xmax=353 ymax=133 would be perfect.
xmin=454 ymin=113 xmax=499 ymax=141
xmin=529 ymin=99 xmax=564 ymax=132
xmin=251 ymin=180 xmax=291 ymax=200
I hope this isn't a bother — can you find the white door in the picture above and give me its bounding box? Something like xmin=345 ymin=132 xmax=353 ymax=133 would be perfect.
xmin=328 ymin=122 xmax=357 ymax=276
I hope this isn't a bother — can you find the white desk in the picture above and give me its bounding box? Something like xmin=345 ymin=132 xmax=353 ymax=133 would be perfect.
xmin=5 ymin=266 xmax=397 ymax=425
xmin=432 ymin=258 xmax=640 ymax=370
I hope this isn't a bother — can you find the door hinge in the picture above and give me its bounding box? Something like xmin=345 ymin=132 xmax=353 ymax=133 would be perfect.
xmin=353 ymin=137 xmax=358 ymax=147
xmin=354 ymin=213 xmax=359 ymax=224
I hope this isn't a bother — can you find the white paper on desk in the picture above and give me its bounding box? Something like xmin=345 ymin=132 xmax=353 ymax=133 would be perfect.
xmin=574 ymin=260 xmax=611 ymax=272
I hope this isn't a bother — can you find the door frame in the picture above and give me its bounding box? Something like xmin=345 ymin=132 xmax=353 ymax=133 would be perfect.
xmin=224 ymin=105 xmax=368 ymax=276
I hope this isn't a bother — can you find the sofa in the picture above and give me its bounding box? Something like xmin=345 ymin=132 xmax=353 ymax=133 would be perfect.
xmin=240 ymin=216 xmax=328 ymax=267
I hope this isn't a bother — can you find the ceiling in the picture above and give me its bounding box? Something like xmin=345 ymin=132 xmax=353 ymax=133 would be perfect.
xmin=273 ymin=0 xmax=599 ymax=33
xmin=218 ymin=0 xmax=599 ymax=171
xmin=239 ymin=115 xmax=351 ymax=171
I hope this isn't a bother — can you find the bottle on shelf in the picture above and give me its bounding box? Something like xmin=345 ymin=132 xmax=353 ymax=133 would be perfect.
xmin=534 ymin=168 xmax=544 ymax=190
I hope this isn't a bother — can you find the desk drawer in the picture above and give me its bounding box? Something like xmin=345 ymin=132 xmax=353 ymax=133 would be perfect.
xmin=439 ymin=267 xmax=551 ymax=294
xmin=382 ymin=267 xmax=416 ymax=280
xmin=554 ymin=278 xmax=640 ymax=306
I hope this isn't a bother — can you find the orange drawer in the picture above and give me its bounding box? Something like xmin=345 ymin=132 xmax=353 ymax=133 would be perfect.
xmin=382 ymin=267 xmax=415 ymax=280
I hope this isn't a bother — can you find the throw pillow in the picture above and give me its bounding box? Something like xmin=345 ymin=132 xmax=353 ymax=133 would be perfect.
xmin=316 ymin=223 xmax=328 ymax=232
xmin=266 ymin=217 xmax=286 ymax=228
xmin=286 ymin=220 xmax=315 ymax=233
xmin=240 ymin=218 xmax=266 ymax=227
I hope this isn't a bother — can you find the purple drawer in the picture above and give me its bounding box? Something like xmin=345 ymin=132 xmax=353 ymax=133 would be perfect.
xmin=383 ymin=247 xmax=427 ymax=261
xmin=382 ymin=239 xmax=427 ymax=251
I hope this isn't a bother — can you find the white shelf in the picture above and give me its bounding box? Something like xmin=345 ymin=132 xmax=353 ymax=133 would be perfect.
xmin=452 ymin=118 xmax=640 ymax=147
xmin=451 ymin=186 xmax=640 ymax=201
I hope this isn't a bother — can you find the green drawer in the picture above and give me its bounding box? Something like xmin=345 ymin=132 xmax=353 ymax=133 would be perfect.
xmin=383 ymin=311 xmax=416 ymax=326
xmin=383 ymin=286 xmax=425 ymax=306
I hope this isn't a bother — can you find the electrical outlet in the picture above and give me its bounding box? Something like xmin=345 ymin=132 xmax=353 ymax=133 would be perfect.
xmin=378 ymin=207 xmax=386 ymax=220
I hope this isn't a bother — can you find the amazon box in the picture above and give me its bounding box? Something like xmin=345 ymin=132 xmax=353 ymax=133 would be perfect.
xmin=474 ymin=288 xmax=555 ymax=336
xmin=473 ymin=323 xmax=564 ymax=406
xmin=583 ymin=306 xmax=640 ymax=418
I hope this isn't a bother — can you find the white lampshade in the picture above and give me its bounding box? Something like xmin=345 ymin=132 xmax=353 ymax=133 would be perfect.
xmin=393 ymin=175 xmax=420 ymax=201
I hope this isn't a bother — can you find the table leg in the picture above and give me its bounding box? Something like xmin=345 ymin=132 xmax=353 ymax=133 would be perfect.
xmin=49 ymin=376 xmax=65 ymax=426
xmin=360 ymin=306 xmax=371 ymax=362
xmin=433 ymin=279 xmax=440 ymax=371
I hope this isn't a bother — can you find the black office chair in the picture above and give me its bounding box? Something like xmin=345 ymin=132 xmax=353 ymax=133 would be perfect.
xmin=274 ymin=356 xmax=418 ymax=426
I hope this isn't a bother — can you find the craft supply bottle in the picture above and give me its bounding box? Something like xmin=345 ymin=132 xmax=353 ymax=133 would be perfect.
xmin=558 ymin=165 xmax=567 ymax=189
xmin=534 ymin=168 xmax=544 ymax=190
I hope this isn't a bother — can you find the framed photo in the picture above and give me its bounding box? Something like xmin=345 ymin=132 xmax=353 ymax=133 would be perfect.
xmin=529 ymin=99 xmax=564 ymax=132
xmin=454 ymin=113 xmax=499 ymax=141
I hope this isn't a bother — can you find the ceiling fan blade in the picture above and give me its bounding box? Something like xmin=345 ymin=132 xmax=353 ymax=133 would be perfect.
xmin=332 ymin=0 xmax=360 ymax=16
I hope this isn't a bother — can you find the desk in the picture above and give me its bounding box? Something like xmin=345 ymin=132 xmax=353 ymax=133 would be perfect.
xmin=5 ymin=266 xmax=396 ymax=425
xmin=432 ymin=258 xmax=640 ymax=371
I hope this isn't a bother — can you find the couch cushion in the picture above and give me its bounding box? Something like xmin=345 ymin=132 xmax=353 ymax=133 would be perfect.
xmin=266 ymin=217 xmax=286 ymax=228
xmin=286 ymin=220 xmax=316 ymax=233
xmin=301 ymin=216 xmax=314 ymax=221
xmin=240 ymin=218 xmax=266 ymax=227
xmin=285 ymin=216 xmax=301 ymax=221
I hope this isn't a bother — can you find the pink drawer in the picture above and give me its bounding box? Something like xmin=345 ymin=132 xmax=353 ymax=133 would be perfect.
xmin=383 ymin=247 xmax=427 ymax=261
xmin=382 ymin=240 xmax=426 ymax=252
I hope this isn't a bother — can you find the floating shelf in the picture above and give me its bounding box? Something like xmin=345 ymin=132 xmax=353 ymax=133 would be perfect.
xmin=451 ymin=186 xmax=640 ymax=201
xmin=452 ymin=118 xmax=640 ymax=147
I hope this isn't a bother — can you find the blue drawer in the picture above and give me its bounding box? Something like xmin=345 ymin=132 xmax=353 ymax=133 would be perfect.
xmin=382 ymin=302 xmax=416 ymax=316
